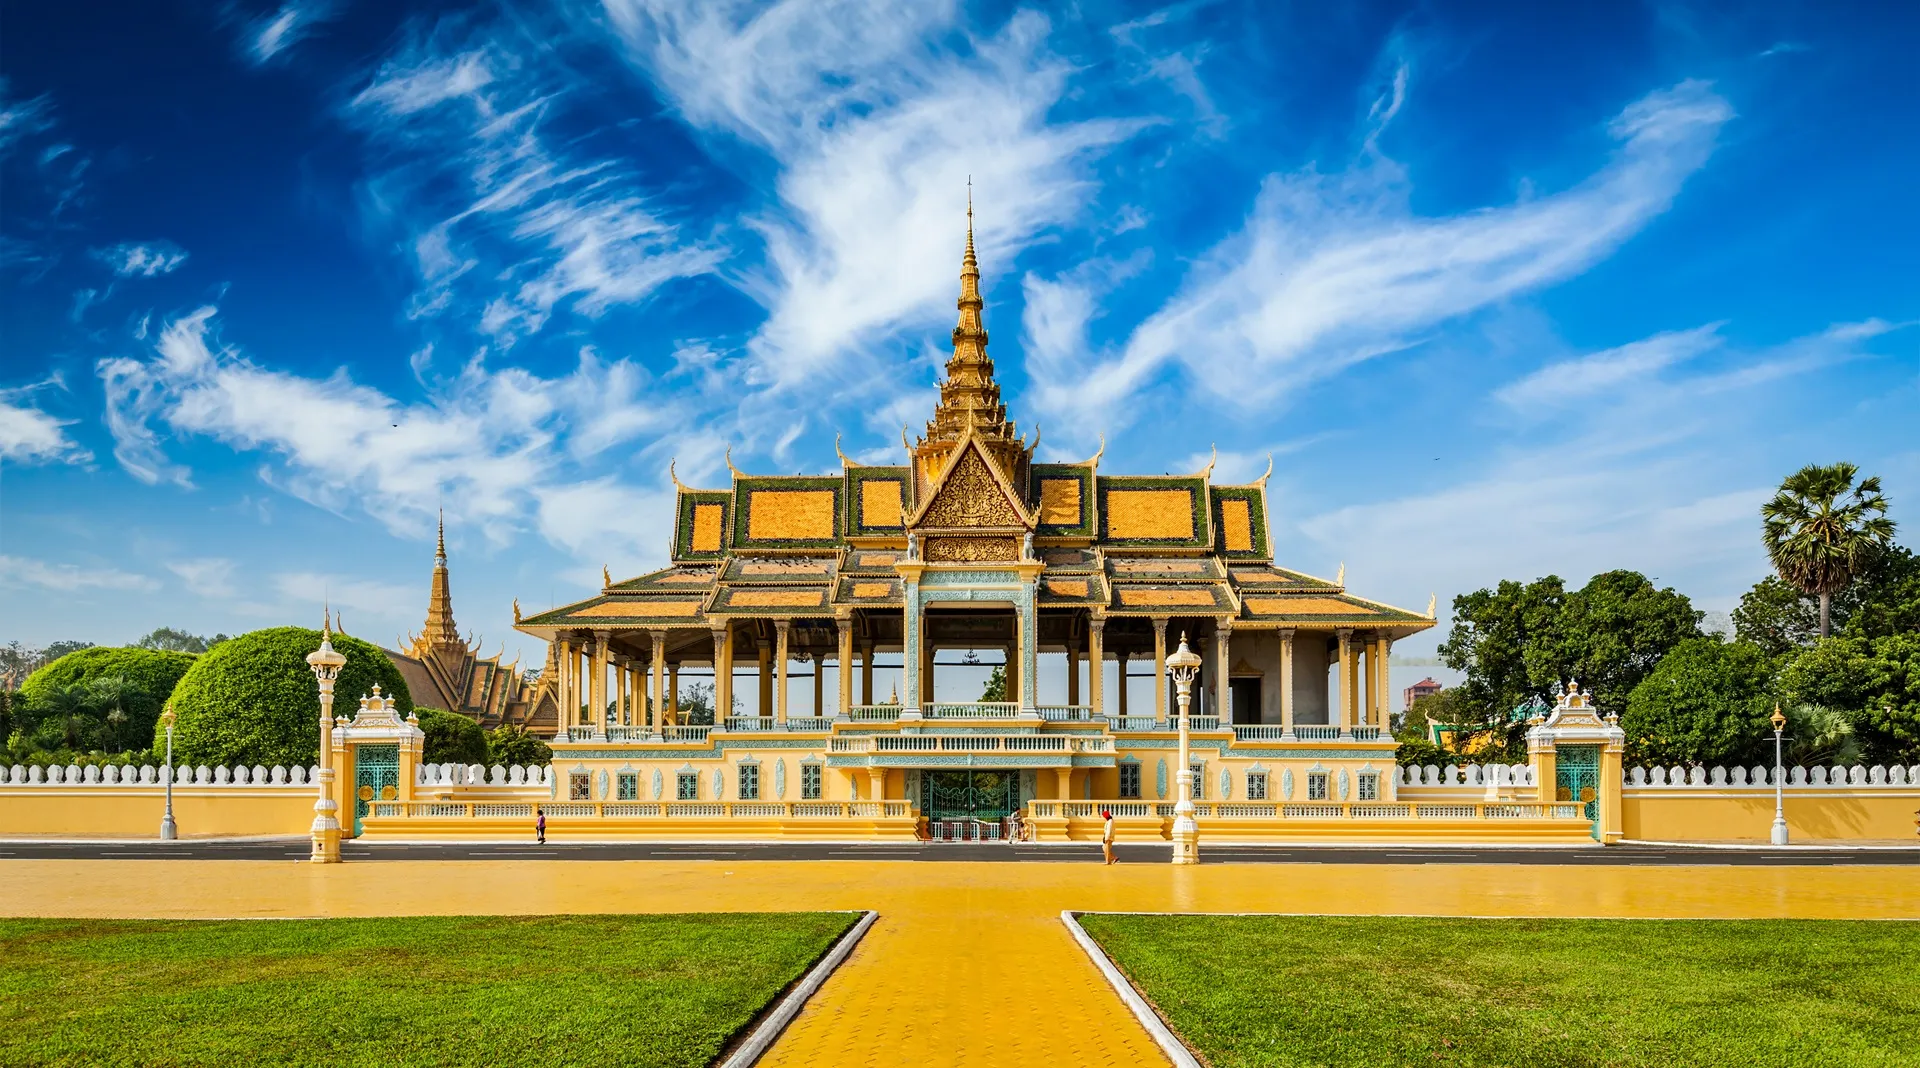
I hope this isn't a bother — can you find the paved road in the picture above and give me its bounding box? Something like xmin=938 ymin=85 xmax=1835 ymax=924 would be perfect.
xmin=3 ymin=838 xmax=1917 ymax=864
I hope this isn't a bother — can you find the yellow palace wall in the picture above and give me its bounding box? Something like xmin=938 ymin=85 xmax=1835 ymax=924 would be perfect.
xmin=0 ymin=786 xmax=315 ymax=838
xmin=1623 ymin=789 xmax=1920 ymax=841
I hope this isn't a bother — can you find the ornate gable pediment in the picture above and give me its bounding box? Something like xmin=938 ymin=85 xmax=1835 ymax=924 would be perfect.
xmin=912 ymin=436 xmax=1031 ymax=530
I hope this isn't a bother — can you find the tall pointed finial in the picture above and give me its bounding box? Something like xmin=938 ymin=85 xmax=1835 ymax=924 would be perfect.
xmin=1335 ymin=561 xmax=1345 ymax=586
xmin=322 ymin=600 xmax=332 ymax=638
xmin=436 ymin=509 xmax=446 ymax=564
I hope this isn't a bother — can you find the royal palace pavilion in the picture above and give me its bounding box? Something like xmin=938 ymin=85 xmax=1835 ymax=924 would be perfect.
xmin=480 ymin=213 xmax=1596 ymax=846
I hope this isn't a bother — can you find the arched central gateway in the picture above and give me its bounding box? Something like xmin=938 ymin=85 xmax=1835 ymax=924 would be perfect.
xmin=505 ymin=205 xmax=1437 ymax=841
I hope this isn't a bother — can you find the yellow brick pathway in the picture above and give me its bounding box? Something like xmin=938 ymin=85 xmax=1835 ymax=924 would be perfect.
xmin=4 ymin=859 xmax=1917 ymax=1066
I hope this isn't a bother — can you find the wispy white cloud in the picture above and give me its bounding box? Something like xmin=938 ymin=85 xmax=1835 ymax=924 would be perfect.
xmin=166 ymin=557 xmax=238 ymax=599
xmin=273 ymin=571 xmax=417 ymax=623
xmin=1495 ymin=323 xmax=1724 ymax=410
xmin=600 ymin=1 xmax=1136 ymax=402
xmin=242 ymin=2 xmax=337 ymax=66
xmin=347 ymin=22 xmax=721 ymax=348
xmin=0 ymin=555 xmax=157 ymax=593
xmin=95 ymin=305 xmax=684 ymax=566
xmin=0 ymin=83 xmax=54 ymax=156
xmin=0 ymin=377 xmax=92 ymax=465
xmin=91 ymin=240 xmax=189 ymax=278
xmin=1028 ymin=79 xmax=1735 ymax=428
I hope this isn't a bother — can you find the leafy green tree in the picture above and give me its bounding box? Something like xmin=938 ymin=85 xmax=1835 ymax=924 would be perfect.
xmin=486 ymin=723 xmax=552 ymax=766
xmin=1622 ymin=638 xmax=1779 ymax=766
xmin=16 ymin=647 xmax=195 ymax=754
xmin=416 ymin=707 xmax=490 ymax=765
xmin=32 ymin=683 xmax=97 ymax=750
xmin=166 ymin=627 xmax=411 ymax=768
xmin=1781 ymin=634 xmax=1920 ymax=764
xmin=979 ymin=664 xmax=1008 ymax=702
xmin=1440 ymin=571 xmax=1701 ymax=745
xmin=675 ymin=681 xmax=726 ymax=725
xmin=86 ymin=675 xmax=139 ymax=752
xmin=1761 ymin=463 xmax=1897 ymax=638
xmin=1735 ymin=545 xmax=1918 ymax=656
xmin=133 ymin=627 xmax=230 ymax=654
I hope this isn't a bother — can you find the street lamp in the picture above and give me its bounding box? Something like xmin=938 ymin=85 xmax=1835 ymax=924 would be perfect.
xmin=1167 ymin=632 xmax=1205 ymax=865
xmin=1769 ymin=702 xmax=1789 ymax=846
xmin=306 ymin=612 xmax=348 ymax=864
xmin=158 ymin=702 xmax=177 ymax=840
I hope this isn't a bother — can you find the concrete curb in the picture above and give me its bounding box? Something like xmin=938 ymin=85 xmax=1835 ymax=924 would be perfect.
xmin=1060 ymin=910 xmax=1202 ymax=1068
xmin=718 ymin=909 xmax=878 ymax=1068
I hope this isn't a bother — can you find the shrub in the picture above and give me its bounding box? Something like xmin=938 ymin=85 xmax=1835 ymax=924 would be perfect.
xmin=17 ymin=647 xmax=197 ymax=753
xmin=417 ymin=707 xmax=489 ymax=765
xmin=165 ymin=627 xmax=411 ymax=768
xmin=486 ymin=723 xmax=552 ymax=766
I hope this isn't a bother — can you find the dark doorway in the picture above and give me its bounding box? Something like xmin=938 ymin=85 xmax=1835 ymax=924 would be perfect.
xmin=1229 ymin=677 xmax=1262 ymax=725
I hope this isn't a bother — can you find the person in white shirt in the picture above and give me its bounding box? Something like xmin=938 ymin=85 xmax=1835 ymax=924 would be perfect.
xmin=1101 ymin=808 xmax=1116 ymax=865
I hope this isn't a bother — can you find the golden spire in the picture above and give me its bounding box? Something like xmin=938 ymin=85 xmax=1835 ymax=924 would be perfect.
xmin=916 ymin=184 xmax=1027 ymax=482
xmin=423 ymin=513 xmax=460 ymax=648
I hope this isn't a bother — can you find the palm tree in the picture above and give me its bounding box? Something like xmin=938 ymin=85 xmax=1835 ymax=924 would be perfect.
xmin=87 ymin=675 xmax=139 ymax=752
xmin=37 ymin=683 xmax=97 ymax=750
xmin=1761 ymin=463 xmax=1897 ymax=638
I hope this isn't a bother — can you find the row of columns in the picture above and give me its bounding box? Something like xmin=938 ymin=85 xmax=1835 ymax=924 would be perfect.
xmin=549 ymin=619 xmax=1397 ymax=738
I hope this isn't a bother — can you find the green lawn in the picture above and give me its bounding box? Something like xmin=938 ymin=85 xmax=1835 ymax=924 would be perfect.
xmin=0 ymin=912 xmax=858 ymax=1067
xmin=1079 ymin=914 xmax=1920 ymax=1068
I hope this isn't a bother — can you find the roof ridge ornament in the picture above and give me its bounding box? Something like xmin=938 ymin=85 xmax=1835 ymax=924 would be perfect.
xmin=835 ymin=434 xmax=857 ymax=468
xmin=1196 ymin=444 xmax=1216 ymax=480
xmin=725 ymin=445 xmax=744 ymax=480
xmin=669 ymin=459 xmax=690 ymax=493
xmin=1256 ymin=453 xmax=1273 ymax=486
xmin=1082 ymin=434 xmax=1105 ymax=471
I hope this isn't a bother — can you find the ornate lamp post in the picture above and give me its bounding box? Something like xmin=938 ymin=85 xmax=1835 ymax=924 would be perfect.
xmin=158 ymin=702 xmax=177 ymax=840
xmin=1769 ymin=702 xmax=1789 ymax=846
xmin=306 ymin=614 xmax=348 ymax=864
xmin=1167 ymin=632 xmax=1204 ymax=865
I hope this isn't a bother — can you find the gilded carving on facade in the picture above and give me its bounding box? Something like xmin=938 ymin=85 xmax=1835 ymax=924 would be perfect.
xmin=921 ymin=448 xmax=1022 ymax=528
xmin=925 ymin=536 xmax=1019 ymax=562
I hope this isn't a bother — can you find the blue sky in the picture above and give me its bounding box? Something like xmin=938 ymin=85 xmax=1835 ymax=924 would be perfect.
xmin=2 ymin=0 xmax=1915 ymax=680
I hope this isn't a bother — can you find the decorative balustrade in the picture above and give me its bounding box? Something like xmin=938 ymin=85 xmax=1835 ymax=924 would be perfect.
xmin=1349 ymin=726 xmax=1384 ymax=741
xmin=1626 ymin=764 xmax=1920 ymax=788
xmin=1230 ymin=725 xmax=1288 ymax=741
xmin=831 ymin=734 xmax=1114 ymax=755
xmin=1036 ymin=705 xmax=1095 ymax=721
xmin=1104 ymin=715 xmax=1161 ymax=732
xmin=925 ymin=702 xmax=1021 ymax=719
xmin=724 ymin=716 xmax=776 ymax=732
xmin=847 ymin=705 xmax=901 ymax=721
xmin=660 ymin=726 xmax=713 ymax=743
xmin=1025 ymin=800 xmax=1586 ymax=821
xmin=369 ymin=800 xmax=913 ymax=820
xmin=784 ymin=717 xmax=836 ymax=732
xmin=1293 ymin=725 xmax=1343 ymax=740
xmin=415 ymin=763 xmax=552 ymax=788
xmin=1397 ymin=763 xmax=1538 ymax=788
xmin=2 ymin=763 xmax=320 ymax=786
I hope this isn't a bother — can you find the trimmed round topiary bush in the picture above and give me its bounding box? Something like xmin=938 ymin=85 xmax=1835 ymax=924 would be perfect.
xmin=19 ymin=646 xmax=198 ymax=752
xmin=165 ymin=627 xmax=412 ymax=768
xmin=416 ymin=707 xmax=489 ymax=765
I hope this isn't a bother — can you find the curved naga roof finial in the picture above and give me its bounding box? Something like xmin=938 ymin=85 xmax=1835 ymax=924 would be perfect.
xmin=901 ymin=423 xmax=913 ymax=457
xmin=1025 ymin=423 xmax=1042 ymax=455
xmin=1255 ymin=452 xmax=1274 ymax=486
xmin=1196 ymin=443 xmax=1217 ymax=480
xmin=603 ymin=564 xmax=612 ymax=588
xmin=1427 ymin=593 xmax=1437 ymax=620
xmin=725 ymin=445 xmax=744 ymax=480
xmin=835 ymin=433 xmax=857 ymax=468
xmin=1082 ymin=433 xmax=1106 ymax=472
xmin=513 ymin=598 xmax=522 ymax=623
xmin=1335 ymin=561 xmax=1346 ymax=587
xmin=669 ymin=458 xmax=692 ymax=494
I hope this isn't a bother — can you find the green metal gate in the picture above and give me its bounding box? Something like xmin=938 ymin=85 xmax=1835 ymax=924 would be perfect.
xmin=919 ymin=770 xmax=1020 ymax=822
xmin=1555 ymin=744 xmax=1601 ymax=841
xmin=353 ymin=744 xmax=400 ymax=835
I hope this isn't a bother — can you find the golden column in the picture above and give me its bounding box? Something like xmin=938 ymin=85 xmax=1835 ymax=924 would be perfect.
xmin=1115 ymin=650 xmax=1128 ymax=717
xmin=811 ymin=651 xmax=823 ymax=717
xmin=774 ymin=620 xmax=790 ymax=725
xmin=757 ymin=632 xmax=773 ymax=718
xmin=1214 ymin=622 xmax=1233 ymax=726
xmin=1363 ymin=635 xmax=1377 ymax=735
xmin=668 ymin=661 xmax=679 ymax=723
xmin=1087 ymin=615 xmax=1105 ymax=718
xmin=710 ymin=625 xmax=731 ymax=727
xmin=1152 ymin=617 xmax=1169 ymax=726
xmin=1336 ymin=628 xmax=1354 ymax=736
xmin=553 ymin=638 xmax=572 ymax=741
xmin=614 ymin=655 xmax=629 ymax=728
xmin=1279 ymin=628 xmax=1295 ymax=738
xmin=1066 ymin=629 xmax=1080 ymax=708
xmin=649 ymin=629 xmax=667 ymax=728
xmin=1375 ymin=635 xmax=1392 ymax=732
xmin=837 ymin=616 xmax=855 ymax=716
xmin=921 ymin=629 xmax=934 ymax=708
xmin=859 ymin=638 xmax=874 ymax=705
xmin=589 ymin=631 xmax=610 ymax=740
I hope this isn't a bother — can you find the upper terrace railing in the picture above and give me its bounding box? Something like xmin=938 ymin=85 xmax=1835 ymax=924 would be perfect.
xmin=847 ymin=705 xmax=902 ymax=721
xmin=830 ymin=734 xmax=1114 ymax=755
xmin=926 ymin=702 xmax=1021 ymax=719
xmin=1037 ymin=705 xmax=1095 ymax=722
xmin=369 ymin=800 xmax=914 ymax=820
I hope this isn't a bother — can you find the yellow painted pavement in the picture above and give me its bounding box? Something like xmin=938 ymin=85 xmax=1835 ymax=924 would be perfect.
xmin=4 ymin=858 xmax=1918 ymax=1066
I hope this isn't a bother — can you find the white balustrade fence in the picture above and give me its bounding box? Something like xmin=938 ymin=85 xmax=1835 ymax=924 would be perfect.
xmin=1626 ymin=764 xmax=1920 ymax=788
xmin=414 ymin=763 xmax=553 ymax=788
xmin=2 ymin=763 xmax=320 ymax=786
xmin=1396 ymin=764 xmax=1537 ymax=788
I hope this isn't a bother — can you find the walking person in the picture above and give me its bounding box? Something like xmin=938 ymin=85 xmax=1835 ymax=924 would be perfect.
xmin=535 ymin=806 xmax=546 ymax=845
xmin=1101 ymin=808 xmax=1116 ymax=865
